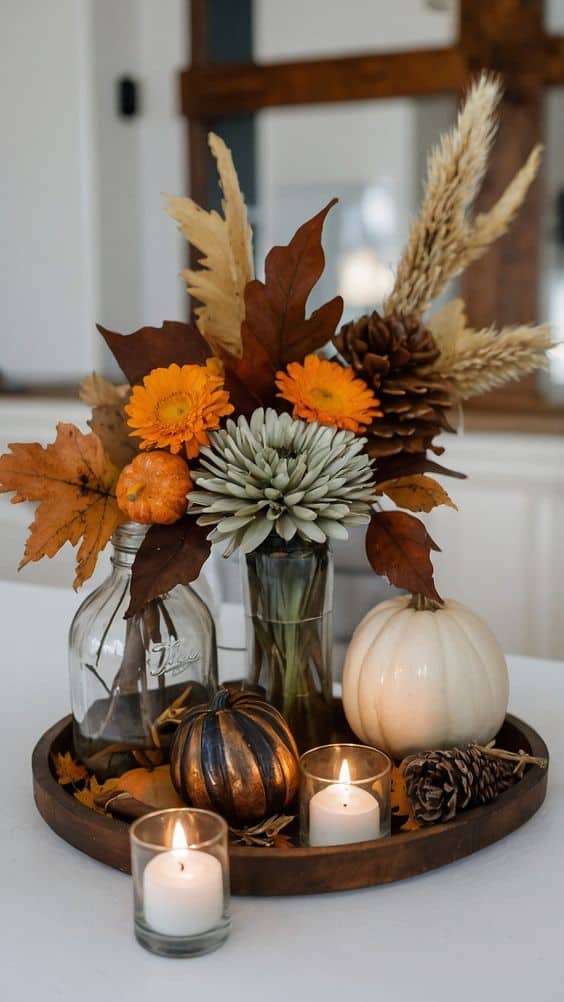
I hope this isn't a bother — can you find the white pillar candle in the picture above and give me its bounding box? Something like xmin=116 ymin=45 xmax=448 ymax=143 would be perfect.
xmin=309 ymin=759 xmax=380 ymax=847
xmin=143 ymin=822 xmax=223 ymax=937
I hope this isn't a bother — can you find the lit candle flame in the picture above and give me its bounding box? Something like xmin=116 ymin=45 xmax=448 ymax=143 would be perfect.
xmin=171 ymin=820 xmax=188 ymax=851
xmin=339 ymin=758 xmax=351 ymax=784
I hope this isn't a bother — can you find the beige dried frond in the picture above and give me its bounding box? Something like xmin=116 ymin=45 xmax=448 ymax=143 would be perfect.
xmin=385 ymin=73 xmax=501 ymax=317
xmin=428 ymin=298 xmax=467 ymax=358
xmin=79 ymin=373 xmax=129 ymax=407
xmin=431 ymin=322 xmax=552 ymax=400
xmin=164 ymin=132 xmax=254 ymax=358
xmin=457 ymin=145 xmax=542 ymax=271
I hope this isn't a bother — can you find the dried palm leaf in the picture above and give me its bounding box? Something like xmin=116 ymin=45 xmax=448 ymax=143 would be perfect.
xmin=165 ymin=132 xmax=254 ymax=358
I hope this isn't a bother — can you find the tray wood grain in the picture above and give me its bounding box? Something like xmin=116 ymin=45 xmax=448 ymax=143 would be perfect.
xmin=32 ymin=712 xmax=548 ymax=896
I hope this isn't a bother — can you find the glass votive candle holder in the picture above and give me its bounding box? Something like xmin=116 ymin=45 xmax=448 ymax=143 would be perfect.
xmin=130 ymin=808 xmax=230 ymax=958
xmin=299 ymin=743 xmax=392 ymax=847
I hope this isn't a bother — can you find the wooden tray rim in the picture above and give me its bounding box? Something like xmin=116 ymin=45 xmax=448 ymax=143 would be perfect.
xmin=32 ymin=713 xmax=549 ymax=895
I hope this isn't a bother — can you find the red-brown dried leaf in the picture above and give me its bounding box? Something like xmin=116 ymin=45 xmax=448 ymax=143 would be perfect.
xmin=373 ymin=453 xmax=466 ymax=484
xmin=221 ymin=324 xmax=277 ymax=412
xmin=127 ymin=516 xmax=211 ymax=617
xmin=98 ymin=320 xmax=211 ymax=386
xmin=366 ymin=510 xmax=442 ymax=604
xmin=241 ymin=200 xmax=343 ymax=372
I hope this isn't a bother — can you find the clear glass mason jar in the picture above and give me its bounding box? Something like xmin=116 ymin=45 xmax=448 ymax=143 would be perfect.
xmin=242 ymin=535 xmax=334 ymax=752
xmin=69 ymin=522 xmax=217 ymax=778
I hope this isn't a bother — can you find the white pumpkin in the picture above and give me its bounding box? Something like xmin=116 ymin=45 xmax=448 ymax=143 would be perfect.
xmin=342 ymin=595 xmax=509 ymax=760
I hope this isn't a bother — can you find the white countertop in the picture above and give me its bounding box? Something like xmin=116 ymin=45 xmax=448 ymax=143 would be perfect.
xmin=0 ymin=579 xmax=562 ymax=1002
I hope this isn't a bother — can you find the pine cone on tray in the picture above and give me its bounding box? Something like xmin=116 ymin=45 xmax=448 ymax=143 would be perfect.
xmin=404 ymin=745 xmax=524 ymax=825
xmin=334 ymin=311 xmax=453 ymax=458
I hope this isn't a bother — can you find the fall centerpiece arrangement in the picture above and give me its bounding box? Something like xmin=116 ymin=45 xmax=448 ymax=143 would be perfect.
xmin=3 ymin=74 xmax=550 ymax=864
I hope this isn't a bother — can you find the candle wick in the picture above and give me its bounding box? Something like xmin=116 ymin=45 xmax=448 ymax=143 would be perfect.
xmin=178 ymin=861 xmax=185 ymax=872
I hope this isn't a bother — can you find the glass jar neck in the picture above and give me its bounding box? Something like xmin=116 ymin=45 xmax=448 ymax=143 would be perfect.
xmin=110 ymin=522 xmax=147 ymax=570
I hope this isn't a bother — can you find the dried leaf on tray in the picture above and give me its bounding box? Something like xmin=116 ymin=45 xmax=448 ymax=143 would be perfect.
xmin=74 ymin=776 xmax=119 ymax=815
xmin=0 ymin=423 xmax=126 ymax=588
xmin=229 ymin=814 xmax=296 ymax=847
xmin=391 ymin=762 xmax=420 ymax=833
xmin=52 ymin=751 xmax=89 ymax=786
xmin=126 ymin=516 xmax=211 ymax=617
xmin=376 ymin=475 xmax=458 ymax=514
xmin=366 ymin=510 xmax=442 ymax=604
xmin=98 ymin=320 xmax=211 ymax=387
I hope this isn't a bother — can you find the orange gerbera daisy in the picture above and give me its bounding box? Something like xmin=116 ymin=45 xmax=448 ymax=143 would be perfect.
xmin=276 ymin=355 xmax=382 ymax=432
xmin=126 ymin=361 xmax=234 ymax=458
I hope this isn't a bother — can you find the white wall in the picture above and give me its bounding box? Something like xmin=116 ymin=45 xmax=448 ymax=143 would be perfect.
xmin=254 ymin=0 xmax=456 ymax=60
xmin=92 ymin=0 xmax=186 ymax=346
xmin=0 ymin=0 xmax=187 ymax=385
xmin=0 ymin=0 xmax=97 ymax=383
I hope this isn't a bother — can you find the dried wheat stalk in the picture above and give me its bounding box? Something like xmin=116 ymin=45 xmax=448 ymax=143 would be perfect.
xmin=429 ymin=299 xmax=552 ymax=400
xmin=384 ymin=74 xmax=541 ymax=319
xmin=165 ymin=132 xmax=254 ymax=358
xmin=457 ymin=145 xmax=542 ymax=272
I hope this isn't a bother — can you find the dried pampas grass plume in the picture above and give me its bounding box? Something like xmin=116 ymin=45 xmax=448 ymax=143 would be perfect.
xmin=165 ymin=132 xmax=254 ymax=359
xmin=429 ymin=298 xmax=552 ymax=400
xmin=385 ymin=73 xmax=541 ymax=319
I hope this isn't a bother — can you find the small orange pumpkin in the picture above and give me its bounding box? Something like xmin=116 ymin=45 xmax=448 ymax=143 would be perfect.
xmin=116 ymin=451 xmax=192 ymax=524
xmin=117 ymin=765 xmax=185 ymax=809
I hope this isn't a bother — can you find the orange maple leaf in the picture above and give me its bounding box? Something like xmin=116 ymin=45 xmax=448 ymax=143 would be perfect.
xmin=391 ymin=761 xmax=421 ymax=833
xmin=74 ymin=776 xmax=119 ymax=814
xmin=0 ymin=422 xmax=126 ymax=588
xmin=52 ymin=751 xmax=89 ymax=786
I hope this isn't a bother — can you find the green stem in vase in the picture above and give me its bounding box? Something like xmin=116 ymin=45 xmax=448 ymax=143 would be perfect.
xmin=244 ymin=537 xmax=333 ymax=750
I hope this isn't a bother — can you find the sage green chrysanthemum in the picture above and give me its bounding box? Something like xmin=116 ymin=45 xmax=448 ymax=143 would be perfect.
xmin=188 ymin=408 xmax=375 ymax=555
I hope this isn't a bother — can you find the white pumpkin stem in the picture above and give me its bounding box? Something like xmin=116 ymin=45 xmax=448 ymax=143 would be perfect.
xmin=409 ymin=592 xmax=442 ymax=613
xmin=474 ymin=743 xmax=548 ymax=771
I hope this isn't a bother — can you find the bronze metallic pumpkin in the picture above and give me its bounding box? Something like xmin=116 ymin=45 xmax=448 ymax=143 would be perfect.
xmin=170 ymin=688 xmax=299 ymax=825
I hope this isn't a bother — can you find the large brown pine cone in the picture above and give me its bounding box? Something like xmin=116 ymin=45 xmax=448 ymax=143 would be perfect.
xmin=403 ymin=746 xmax=517 ymax=825
xmin=334 ymin=311 xmax=452 ymax=458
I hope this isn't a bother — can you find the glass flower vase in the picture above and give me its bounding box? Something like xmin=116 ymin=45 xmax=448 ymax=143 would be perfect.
xmin=242 ymin=535 xmax=334 ymax=752
xmin=68 ymin=522 xmax=217 ymax=778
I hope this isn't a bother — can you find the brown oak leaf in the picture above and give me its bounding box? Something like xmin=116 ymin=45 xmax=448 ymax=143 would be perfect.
xmin=87 ymin=401 xmax=139 ymax=471
xmin=98 ymin=320 xmax=211 ymax=386
xmin=0 ymin=423 xmax=125 ymax=588
xmin=127 ymin=516 xmax=211 ymax=617
xmin=220 ymin=324 xmax=277 ymax=412
xmin=366 ymin=510 xmax=442 ymax=604
xmin=241 ymin=200 xmax=343 ymax=373
xmin=376 ymin=475 xmax=458 ymax=514
xmin=52 ymin=751 xmax=89 ymax=786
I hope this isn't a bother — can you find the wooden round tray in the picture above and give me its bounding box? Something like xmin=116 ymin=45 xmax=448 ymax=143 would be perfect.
xmin=32 ymin=712 xmax=548 ymax=896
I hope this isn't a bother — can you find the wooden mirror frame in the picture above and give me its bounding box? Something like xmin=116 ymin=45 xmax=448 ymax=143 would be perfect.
xmin=181 ymin=0 xmax=564 ymax=429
